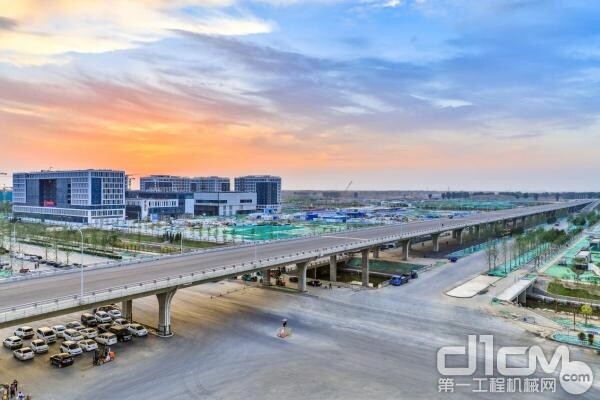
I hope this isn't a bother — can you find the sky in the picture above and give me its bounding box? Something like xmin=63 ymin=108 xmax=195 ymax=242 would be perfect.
xmin=1 ymin=0 xmax=600 ymax=191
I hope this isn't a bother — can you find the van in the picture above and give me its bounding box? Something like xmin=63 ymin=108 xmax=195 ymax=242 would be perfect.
xmin=36 ymin=327 xmax=57 ymax=344
xmin=109 ymin=326 xmax=132 ymax=342
xmin=81 ymin=313 xmax=98 ymax=327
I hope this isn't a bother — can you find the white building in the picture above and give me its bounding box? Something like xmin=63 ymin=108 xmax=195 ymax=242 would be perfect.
xmin=193 ymin=192 xmax=257 ymax=216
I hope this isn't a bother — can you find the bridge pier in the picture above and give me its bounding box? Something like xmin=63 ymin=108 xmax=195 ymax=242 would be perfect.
xmin=262 ymin=268 xmax=271 ymax=286
xmin=361 ymin=249 xmax=370 ymax=287
xmin=399 ymin=240 xmax=410 ymax=260
xmin=329 ymin=255 xmax=337 ymax=282
xmin=296 ymin=262 xmax=308 ymax=292
xmin=432 ymin=233 xmax=440 ymax=252
xmin=372 ymin=248 xmax=380 ymax=258
xmin=156 ymin=289 xmax=177 ymax=337
xmin=121 ymin=299 xmax=133 ymax=321
xmin=452 ymin=229 xmax=464 ymax=245
xmin=473 ymin=225 xmax=481 ymax=238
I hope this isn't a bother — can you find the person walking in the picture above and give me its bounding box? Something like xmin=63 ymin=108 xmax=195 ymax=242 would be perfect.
xmin=17 ymin=391 xmax=25 ymax=400
xmin=9 ymin=383 xmax=15 ymax=399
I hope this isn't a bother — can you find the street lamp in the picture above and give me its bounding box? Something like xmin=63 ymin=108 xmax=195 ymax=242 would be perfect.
xmin=75 ymin=227 xmax=84 ymax=301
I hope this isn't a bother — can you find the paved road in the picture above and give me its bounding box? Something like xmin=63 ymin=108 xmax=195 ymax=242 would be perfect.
xmin=1 ymin=249 xmax=598 ymax=399
xmin=0 ymin=201 xmax=589 ymax=312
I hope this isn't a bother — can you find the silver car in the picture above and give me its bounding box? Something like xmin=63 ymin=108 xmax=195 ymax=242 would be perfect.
xmin=13 ymin=347 xmax=35 ymax=361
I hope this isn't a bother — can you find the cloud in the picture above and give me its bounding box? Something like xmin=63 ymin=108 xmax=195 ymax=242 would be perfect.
xmin=0 ymin=16 xmax=17 ymax=30
xmin=0 ymin=1 xmax=273 ymax=65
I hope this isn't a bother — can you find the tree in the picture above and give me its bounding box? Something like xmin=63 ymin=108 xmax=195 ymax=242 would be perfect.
xmin=581 ymin=304 xmax=593 ymax=325
xmin=485 ymin=243 xmax=498 ymax=272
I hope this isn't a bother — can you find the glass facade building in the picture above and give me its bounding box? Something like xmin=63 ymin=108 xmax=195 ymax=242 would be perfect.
xmin=12 ymin=170 xmax=126 ymax=224
xmin=234 ymin=175 xmax=281 ymax=212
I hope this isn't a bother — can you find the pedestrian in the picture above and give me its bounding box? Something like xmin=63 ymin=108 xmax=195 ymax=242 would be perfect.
xmin=17 ymin=391 xmax=25 ymax=400
xmin=9 ymin=383 xmax=15 ymax=399
xmin=329 ymin=282 xmax=332 ymax=290
xmin=282 ymin=319 xmax=287 ymax=329
xmin=13 ymin=380 xmax=18 ymax=392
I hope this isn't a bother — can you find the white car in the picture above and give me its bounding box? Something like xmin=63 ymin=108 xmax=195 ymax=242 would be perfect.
xmin=78 ymin=339 xmax=98 ymax=352
xmin=107 ymin=309 xmax=122 ymax=319
xmin=60 ymin=341 xmax=83 ymax=356
xmin=13 ymin=326 xmax=35 ymax=340
xmin=13 ymin=347 xmax=35 ymax=361
xmin=63 ymin=329 xmax=84 ymax=342
xmin=128 ymin=323 xmax=148 ymax=337
xmin=30 ymin=339 xmax=49 ymax=354
xmin=113 ymin=318 xmax=130 ymax=328
xmin=95 ymin=332 xmax=117 ymax=346
xmin=52 ymin=325 xmax=67 ymax=338
xmin=3 ymin=336 xmax=23 ymax=350
xmin=95 ymin=311 xmax=112 ymax=324
xmin=36 ymin=327 xmax=57 ymax=343
xmin=79 ymin=328 xmax=98 ymax=339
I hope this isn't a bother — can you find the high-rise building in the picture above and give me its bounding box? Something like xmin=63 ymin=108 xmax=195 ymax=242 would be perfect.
xmin=140 ymin=175 xmax=231 ymax=193
xmin=234 ymin=175 xmax=281 ymax=212
xmin=190 ymin=176 xmax=230 ymax=192
xmin=139 ymin=175 xmax=192 ymax=192
xmin=12 ymin=169 xmax=126 ymax=224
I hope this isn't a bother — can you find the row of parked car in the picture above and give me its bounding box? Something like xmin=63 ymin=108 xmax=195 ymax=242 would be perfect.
xmin=3 ymin=304 xmax=148 ymax=367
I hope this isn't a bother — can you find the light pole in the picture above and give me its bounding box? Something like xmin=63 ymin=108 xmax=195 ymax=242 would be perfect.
xmin=75 ymin=227 xmax=84 ymax=301
xmin=10 ymin=221 xmax=16 ymax=274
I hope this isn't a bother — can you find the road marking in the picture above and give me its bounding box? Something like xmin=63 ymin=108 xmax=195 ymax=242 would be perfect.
xmin=321 ymin=235 xmax=372 ymax=241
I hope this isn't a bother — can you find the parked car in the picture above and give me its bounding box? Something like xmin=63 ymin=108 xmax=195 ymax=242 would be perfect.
xmin=13 ymin=326 xmax=35 ymax=340
xmin=448 ymin=256 xmax=458 ymax=263
xmin=95 ymin=311 xmax=112 ymax=324
xmin=52 ymin=325 xmax=67 ymax=338
xmin=50 ymin=353 xmax=74 ymax=368
xmin=390 ymin=275 xmax=403 ymax=286
xmin=127 ymin=323 xmax=148 ymax=337
xmin=410 ymin=270 xmax=419 ymax=279
xmin=63 ymin=329 xmax=84 ymax=342
xmin=288 ymin=276 xmax=299 ymax=283
xmin=95 ymin=332 xmax=117 ymax=346
xmin=37 ymin=327 xmax=57 ymax=343
xmin=109 ymin=325 xmax=132 ymax=342
xmin=13 ymin=347 xmax=35 ymax=361
xmin=79 ymin=328 xmax=98 ymax=339
xmin=3 ymin=336 xmax=23 ymax=350
xmin=113 ymin=318 xmax=130 ymax=327
xmin=77 ymin=339 xmax=98 ymax=352
xmin=65 ymin=321 xmax=85 ymax=331
xmin=81 ymin=313 xmax=98 ymax=327
xmin=107 ymin=309 xmax=122 ymax=319
xmin=30 ymin=339 xmax=49 ymax=354
xmin=97 ymin=323 xmax=113 ymax=334
xmin=94 ymin=305 xmax=120 ymax=314
xmin=60 ymin=341 xmax=83 ymax=356
xmin=307 ymin=280 xmax=322 ymax=287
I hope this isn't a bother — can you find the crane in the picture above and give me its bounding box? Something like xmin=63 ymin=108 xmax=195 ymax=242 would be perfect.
xmin=344 ymin=180 xmax=353 ymax=192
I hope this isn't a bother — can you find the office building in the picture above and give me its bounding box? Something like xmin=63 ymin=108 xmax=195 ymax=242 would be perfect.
xmin=191 ymin=176 xmax=230 ymax=192
xmin=12 ymin=170 xmax=126 ymax=224
xmin=139 ymin=175 xmax=192 ymax=192
xmin=140 ymin=175 xmax=231 ymax=193
xmin=193 ymin=192 xmax=256 ymax=216
xmin=234 ymin=175 xmax=281 ymax=212
xmin=125 ymin=191 xmax=194 ymax=221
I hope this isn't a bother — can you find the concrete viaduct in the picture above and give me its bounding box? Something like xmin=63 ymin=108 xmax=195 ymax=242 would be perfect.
xmin=0 ymin=200 xmax=591 ymax=335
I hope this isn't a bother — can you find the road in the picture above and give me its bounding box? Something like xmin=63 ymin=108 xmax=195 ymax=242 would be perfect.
xmin=0 ymin=201 xmax=589 ymax=317
xmin=1 ymin=246 xmax=598 ymax=399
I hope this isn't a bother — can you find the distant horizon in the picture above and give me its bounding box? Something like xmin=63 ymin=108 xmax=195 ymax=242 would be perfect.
xmin=2 ymin=2 xmax=600 ymax=192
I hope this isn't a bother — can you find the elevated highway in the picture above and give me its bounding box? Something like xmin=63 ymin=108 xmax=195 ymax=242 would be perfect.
xmin=0 ymin=200 xmax=591 ymax=334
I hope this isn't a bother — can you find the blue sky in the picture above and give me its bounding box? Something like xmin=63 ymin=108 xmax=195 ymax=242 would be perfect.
xmin=1 ymin=0 xmax=599 ymax=190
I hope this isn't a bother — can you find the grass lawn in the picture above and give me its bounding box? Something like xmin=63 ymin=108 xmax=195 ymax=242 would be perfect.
xmin=547 ymin=281 xmax=600 ymax=301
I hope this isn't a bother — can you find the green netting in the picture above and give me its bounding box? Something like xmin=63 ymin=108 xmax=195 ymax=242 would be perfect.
xmin=545 ymin=265 xmax=578 ymax=280
xmin=563 ymin=238 xmax=590 ymax=264
xmin=551 ymin=333 xmax=600 ymax=350
xmin=488 ymin=243 xmax=550 ymax=277
xmin=418 ymin=200 xmax=516 ymax=211
xmin=222 ymin=222 xmax=363 ymax=241
xmin=449 ymin=238 xmax=507 ymax=258
xmin=579 ymin=271 xmax=600 ymax=284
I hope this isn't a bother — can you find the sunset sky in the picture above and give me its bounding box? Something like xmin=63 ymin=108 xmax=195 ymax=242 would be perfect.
xmin=1 ymin=0 xmax=600 ymax=191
